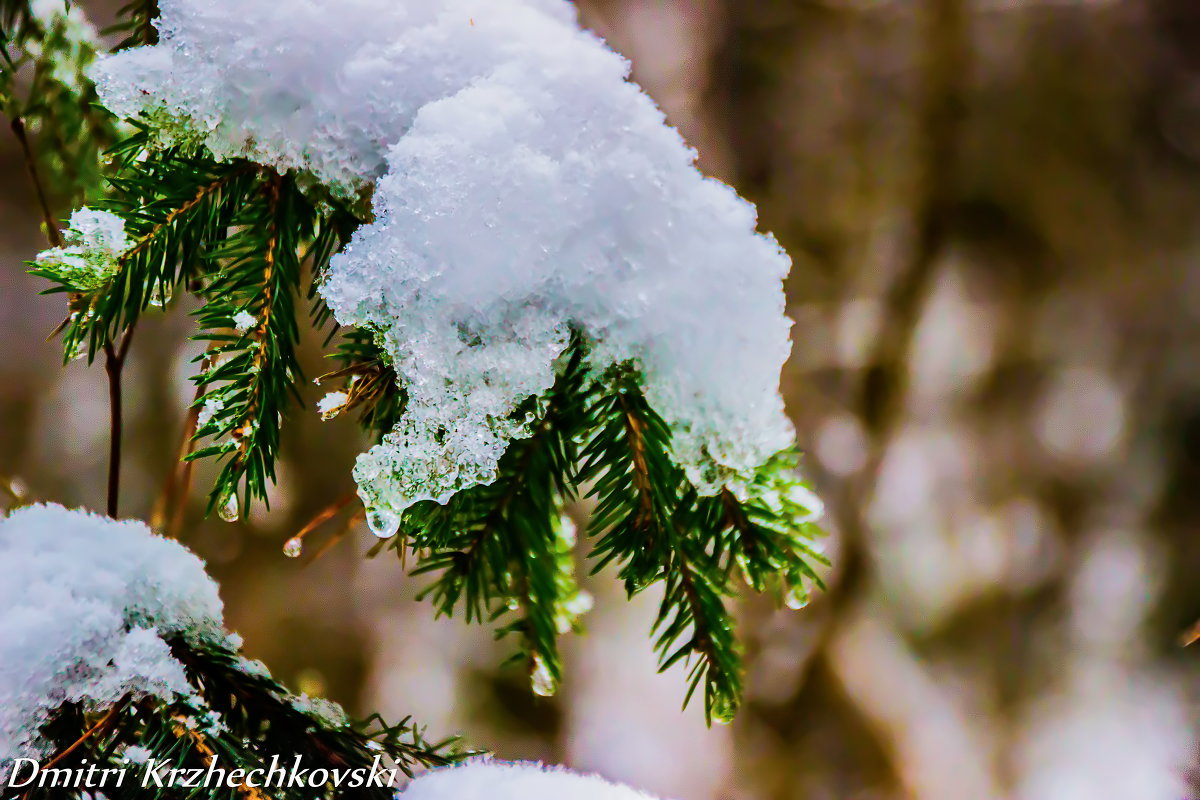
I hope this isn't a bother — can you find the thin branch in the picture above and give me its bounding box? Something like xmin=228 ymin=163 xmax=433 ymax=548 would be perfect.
xmin=231 ymin=174 xmax=283 ymax=466
xmin=287 ymin=489 xmax=354 ymax=555
xmin=38 ymin=698 xmax=128 ymax=774
xmin=152 ymin=348 xmax=217 ymax=536
xmin=620 ymin=402 xmax=656 ymax=528
xmin=1181 ymin=619 xmax=1200 ymax=647
xmin=102 ymin=325 xmax=136 ymax=518
xmin=10 ymin=116 xmax=61 ymax=247
xmin=789 ymin=0 xmax=971 ymax=723
xmin=172 ymin=718 xmax=269 ymax=800
xmin=303 ymin=504 xmax=365 ymax=568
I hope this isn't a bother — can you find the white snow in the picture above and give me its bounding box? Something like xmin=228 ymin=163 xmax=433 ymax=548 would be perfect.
xmin=195 ymin=394 xmax=226 ymax=430
xmin=290 ymin=694 xmax=349 ymax=728
xmin=0 ymin=504 xmax=226 ymax=774
xmin=398 ymin=760 xmax=671 ymax=800
xmin=231 ymin=310 xmax=257 ymax=334
xmin=92 ymin=0 xmax=798 ymax=518
xmin=35 ymin=208 xmax=130 ymax=291
xmin=93 ymin=1 xmax=583 ymax=194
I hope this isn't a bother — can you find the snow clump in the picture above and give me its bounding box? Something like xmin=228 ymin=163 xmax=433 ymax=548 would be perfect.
xmin=92 ymin=0 xmax=798 ymax=519
xmin=398 ymin=760 xmax=671 ymax=800
xmin=0 ymin=504 xmax=225 ymax=774
xmin=35 ymin=208 xmax=130 ymax=291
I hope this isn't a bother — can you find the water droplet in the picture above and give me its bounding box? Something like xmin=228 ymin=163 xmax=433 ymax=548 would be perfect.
xmin=530 ymin=655 xmax=557 ymax=697
xmin=282 ymin=537 xmax=303 ymax=558
xmin=218 ymin=491 xmax=240 ymax=523
xmin=709 ymin=694 xmax=737 ymax=725
xmin=366 ymin=507 xmax=400 ymax=539
xmin=784 ymin=583 xmax=809 ymax=610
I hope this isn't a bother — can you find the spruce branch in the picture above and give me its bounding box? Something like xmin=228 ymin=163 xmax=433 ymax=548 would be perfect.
xmin=579 ymin=376 xmax=746 ymax=722
xmin=401 ymin=340 xmax=592 ymax=695
xmin=316 ymin=330 xmax=405 ymax=438
xmin=10 ymin=636 xmax=461 ymax=800
xmin=34 ymin=148 xmax=260 ymax=364
xmin=189 ymin=171 xmax=310 ymax=515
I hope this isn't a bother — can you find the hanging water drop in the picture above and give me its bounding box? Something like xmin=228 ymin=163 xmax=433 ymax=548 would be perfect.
xmin=282 ymin=537 xmax=303 ymax=558
xmin=218 ymin=491 xmax=240 ymax=523
xmin=366 ymin=507 xmax=400 ymax=539
xmin=530 ymin=654 xmax=557 ymax=697
xmin=784 ymin=582 xmax=809 ymax=610
xmin=709 ymin=693 xmax=737 ymax=726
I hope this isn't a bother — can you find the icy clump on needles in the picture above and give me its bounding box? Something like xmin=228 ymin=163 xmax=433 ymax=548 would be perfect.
xmin=0 ymin=504 xmax=228 ymax=775
xmin=93 ymin=0 xmax=797 ymax=517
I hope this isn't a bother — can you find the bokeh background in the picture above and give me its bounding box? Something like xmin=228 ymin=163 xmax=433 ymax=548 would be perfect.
xmin=3 ymin=1 xmax=1200 ymax=798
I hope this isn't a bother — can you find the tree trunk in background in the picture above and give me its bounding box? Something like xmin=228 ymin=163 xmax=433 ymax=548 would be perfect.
xmin=699 ymin=0 xmax=1200 ymax=797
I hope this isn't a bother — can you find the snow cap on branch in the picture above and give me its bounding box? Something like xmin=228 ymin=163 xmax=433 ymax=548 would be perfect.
xmin=399 ymin=760 xmax=670 ymax=800
xmin=94 ymin=0 xmax=797 ymax=517
xmin=34 ymin=208 xmax=129 ymax=290
xmin=0 ymin=504 xmax=227 ymax=772
xmin=93 ymin=0 xmax=581 ymax=193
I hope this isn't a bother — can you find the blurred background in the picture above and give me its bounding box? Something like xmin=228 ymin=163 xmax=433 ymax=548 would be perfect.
xmin=3 ymin=1 xmax=1200 ymax=798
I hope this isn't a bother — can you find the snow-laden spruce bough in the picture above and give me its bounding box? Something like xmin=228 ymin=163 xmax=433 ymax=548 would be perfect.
xmin=0 ymin=506 xmax=668 ymax=798
xmin=9 ymin=0 xmax=827 ymax=795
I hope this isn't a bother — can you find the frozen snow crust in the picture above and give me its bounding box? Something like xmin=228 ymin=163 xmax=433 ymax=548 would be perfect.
xmin=0 ymin=504 xmax=226 ymax=773
xmin=94 ymin=0 xmax=797 ymax=518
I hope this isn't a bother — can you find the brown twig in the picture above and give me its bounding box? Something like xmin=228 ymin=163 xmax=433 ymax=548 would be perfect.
xmin=152 ymin=348 xmax=218 ymax=536
xmin=1181 ymin=619 xmax=1200 ymax=647
xmin=10 ymin=117 xmax=62 ymax=248
xmin=102 ymin=326 xmax=136 ymax=518
xmin=283 ymin=491 xmax=355 ymax=562
xmin=122 ymin=167 xmax=253 ymax=265
xmin=786 ymin=0 xmax=970 ymax=727
xmin=39 ymin=699 xmax=127 ymax=774
xmin=303 ymin=503 xmax=365 ymax=568
xmin=172 ymin=718 xmax=268 ymax=800
xmin=230 ymin=174 xmax=283 ymax=466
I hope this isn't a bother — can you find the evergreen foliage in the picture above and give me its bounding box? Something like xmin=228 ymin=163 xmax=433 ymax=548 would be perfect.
xmin=4 ymin=635 xmax=458 ymax=800
xmin=8 ymin=0 xmax=826 ymax=735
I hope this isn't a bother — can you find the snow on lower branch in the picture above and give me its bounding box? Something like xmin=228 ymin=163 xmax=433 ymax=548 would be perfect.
xmin=93 ymin=0 xmax=798 ymax=518
xmin=398 ymin=760 xmax=671 ymax=800
xmin=0 ymin=504 xmax=228 ymax=774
